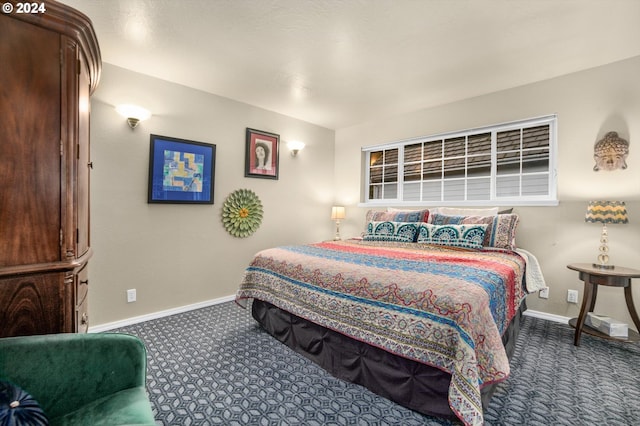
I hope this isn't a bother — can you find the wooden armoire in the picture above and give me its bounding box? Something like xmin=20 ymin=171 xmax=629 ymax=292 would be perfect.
xmin=0 ymin=1 xmax=101 ymax=337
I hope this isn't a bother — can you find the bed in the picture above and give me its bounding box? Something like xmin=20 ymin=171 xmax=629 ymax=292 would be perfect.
xmin=236 ymin=210 xmax=545 ymax=426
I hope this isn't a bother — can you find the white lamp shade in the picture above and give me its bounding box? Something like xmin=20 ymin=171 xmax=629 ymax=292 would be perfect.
xmin=331 ymin=206 xmax=346 ymax=220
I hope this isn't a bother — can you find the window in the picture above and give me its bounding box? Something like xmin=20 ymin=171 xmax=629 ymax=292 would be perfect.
xmin=368 ymin=148 xmax=398 ymax=200
xmin=363 ymin=115 xmax=557 ymax=206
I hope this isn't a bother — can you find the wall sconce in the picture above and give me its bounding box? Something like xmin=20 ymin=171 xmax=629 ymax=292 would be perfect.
xmin=585 ymin=201 xmax=629 ymax=269
xmin=287 ymin=141 xmax=306 ymax=157
xmin=331 ymin=206 xmax=346 ymax=240
xmin=116 ymin=104 xmax=151 ymax=129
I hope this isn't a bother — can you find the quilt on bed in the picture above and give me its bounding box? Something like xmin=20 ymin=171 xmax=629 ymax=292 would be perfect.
xmin=236 ymin=239 xmax=529 ymax=426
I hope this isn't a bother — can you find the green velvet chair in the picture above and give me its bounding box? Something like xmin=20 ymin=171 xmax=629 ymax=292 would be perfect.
xmin=0 ymin=333 xmax=156 ymax=425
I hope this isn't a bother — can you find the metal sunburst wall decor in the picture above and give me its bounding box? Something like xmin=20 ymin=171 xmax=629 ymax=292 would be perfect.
xmin=221 ymin=189 xmax=263 ymax=238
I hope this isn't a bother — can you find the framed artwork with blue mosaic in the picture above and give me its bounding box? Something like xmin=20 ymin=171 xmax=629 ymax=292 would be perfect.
xmin=148 ymin=134 xmax=216 ymax=204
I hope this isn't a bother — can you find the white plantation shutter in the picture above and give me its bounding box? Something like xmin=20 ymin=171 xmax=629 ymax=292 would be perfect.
xmin=363 ymin=115 xmax=557 ymax=206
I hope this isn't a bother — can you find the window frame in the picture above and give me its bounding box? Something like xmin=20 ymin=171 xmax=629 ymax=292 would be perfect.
xmin=362 ymin=115 xmax=558 ymax=207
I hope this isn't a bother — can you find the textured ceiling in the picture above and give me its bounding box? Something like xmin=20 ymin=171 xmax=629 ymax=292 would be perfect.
xmin=60 ymin=0 xmax=640 ymax=130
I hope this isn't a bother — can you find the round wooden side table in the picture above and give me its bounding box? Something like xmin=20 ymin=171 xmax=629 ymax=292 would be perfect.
xmin=567 ymin=263 xmax=640 ymax=346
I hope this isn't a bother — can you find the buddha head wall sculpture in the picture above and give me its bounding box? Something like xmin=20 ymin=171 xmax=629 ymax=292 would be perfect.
xmin=593 ymin=131 xmax=629 ymax=171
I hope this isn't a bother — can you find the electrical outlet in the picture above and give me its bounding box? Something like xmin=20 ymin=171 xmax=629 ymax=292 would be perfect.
xmin=127 ymin=289 xmax=136 ymax=303
xmin=567 ymin=289 xmax=579 ymax=304
xmin=539 ymin=287 xmax=549 ymax=299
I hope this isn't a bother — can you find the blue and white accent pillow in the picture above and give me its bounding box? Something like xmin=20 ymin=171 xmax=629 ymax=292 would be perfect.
xmin=417 ymin=223 xmax=488 ymax=249
xmin=363 ymin=221 xmax=420 ymax=243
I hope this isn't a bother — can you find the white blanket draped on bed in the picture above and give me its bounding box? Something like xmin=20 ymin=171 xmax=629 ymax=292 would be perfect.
xmin=516 ymin=248 xmax=547 ymax=292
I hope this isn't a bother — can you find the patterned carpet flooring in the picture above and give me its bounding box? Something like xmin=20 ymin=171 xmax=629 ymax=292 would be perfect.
xmin=114 ymin=301 xmax=640 ymax=425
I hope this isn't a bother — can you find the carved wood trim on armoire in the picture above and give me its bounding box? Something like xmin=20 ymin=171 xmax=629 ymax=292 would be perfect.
xmin=0 ymin=0 xmax=101 ymax=337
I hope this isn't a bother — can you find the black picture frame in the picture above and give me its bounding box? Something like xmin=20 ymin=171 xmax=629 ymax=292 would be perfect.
xmin=245 ymin=128 xmax=279 ymax=180
xmin=148 ymin=134 xmax=216 ymax=204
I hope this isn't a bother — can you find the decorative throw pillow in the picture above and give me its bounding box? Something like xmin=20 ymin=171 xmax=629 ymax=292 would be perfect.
xmin=429 ymin=213 xmax=519 ymax=250
xmin=363 ymin=221 xmax=420 ymax=243
xmin=417 ymin=223 xmax=488 ymax=249
xmin=364 ymin=209 xmax=429 ymax=237
xmin=366 ymin=209 xmax=429 ymax=224
xmin=384 ymin=208 xmax=430 ymax=223
xmin=0 ymin=380 xmax=48 ymax=426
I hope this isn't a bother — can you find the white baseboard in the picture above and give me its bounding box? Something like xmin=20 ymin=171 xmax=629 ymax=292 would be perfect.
xmin=523 ymin=309 xmax=570 ymax=324
xmin=89 ymin=298 xmax=569 ymax=333
xmin=88 ymin=294 xmax=236 ymax=333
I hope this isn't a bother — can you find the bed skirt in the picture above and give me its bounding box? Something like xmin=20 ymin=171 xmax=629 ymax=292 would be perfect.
xmin=251 ymin=298 xmax=527 ymax=420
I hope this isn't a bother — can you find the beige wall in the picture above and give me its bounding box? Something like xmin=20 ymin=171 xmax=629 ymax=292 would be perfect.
xmin=89 ymin=64 xmax=335 ymax=327
xmin=334 ymin=56 xmax=640 ymax=327
xmin=91 ymin=57 xmax=640 ymax=330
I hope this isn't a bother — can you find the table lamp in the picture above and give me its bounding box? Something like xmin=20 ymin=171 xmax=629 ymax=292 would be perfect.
xmin=585 ymin=201 xmax=628 ymax=269
xmin=331 ymin=206 xmax=346 ymax=240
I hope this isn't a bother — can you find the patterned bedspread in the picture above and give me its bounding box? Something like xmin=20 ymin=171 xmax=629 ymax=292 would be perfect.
xmin=236 ymin=239 xmax=528 ymax=426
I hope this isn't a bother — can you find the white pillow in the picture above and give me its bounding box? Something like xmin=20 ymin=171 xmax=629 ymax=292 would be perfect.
xmin=431 ymin=207 xmax=499 ymax=216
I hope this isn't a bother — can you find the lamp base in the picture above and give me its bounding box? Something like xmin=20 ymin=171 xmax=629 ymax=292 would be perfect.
xmin=592 ymin=263 xmax=615 ymax=270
